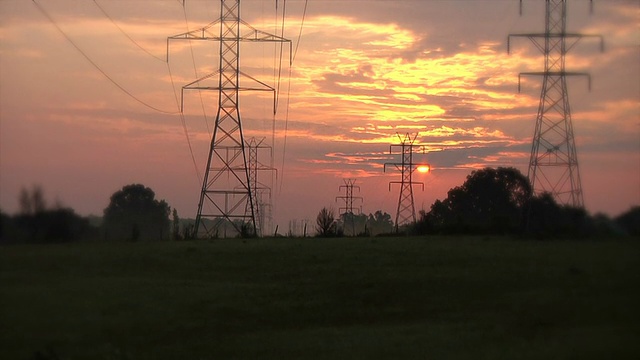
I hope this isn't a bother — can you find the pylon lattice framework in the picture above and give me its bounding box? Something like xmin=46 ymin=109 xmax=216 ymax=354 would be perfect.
xmin=508 ymin=0 xmax=603 ymax=208
xmin=247 ymin=137 xmax=276 ymax=237
xmin=168 ymin=0 xmax=290 ymax=238
xmin=335 ymin=179 xmax=363 ymax=236
xmin=384 ymin=133 xmax=426 ymax=231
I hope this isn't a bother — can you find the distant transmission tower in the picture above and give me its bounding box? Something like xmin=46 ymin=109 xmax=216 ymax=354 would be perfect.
xmin=168 ymin=1 xmax=290 ymax=237
xmin=246 ymin=137 xmax=276 ymax=237
xmin=385 ymin=133 xmax=428 ymax=232
xmin=335 ymin=179 xmax=363 ymax=236
xmin=508 ymin=0 xmax=603 ymax=208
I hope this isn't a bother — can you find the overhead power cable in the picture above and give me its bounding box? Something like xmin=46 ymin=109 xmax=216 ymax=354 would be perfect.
xmin=32 ymin=0 xmax=179 ymax=115
xmin=292 ymin=0 xmax=309 ymax=63
xmin=167 ymin=63 xmax=203 ymax=184
xmin=180 ymin=5 xmax=212 ymax=136
xmin=92 ymin=0 xmax=166 ymax=63
xmin=279 ymin=0 xmax=308 ymax=193
xmin=274 ymin=0 xmax=287 ymax=112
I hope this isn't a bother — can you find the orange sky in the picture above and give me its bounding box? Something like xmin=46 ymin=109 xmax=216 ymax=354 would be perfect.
xmin=1 ymin=0 xmax=638 ymax=231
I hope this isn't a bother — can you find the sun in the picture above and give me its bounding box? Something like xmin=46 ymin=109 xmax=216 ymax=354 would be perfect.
xmin=417 ymin=165 xmax=431 ymax=173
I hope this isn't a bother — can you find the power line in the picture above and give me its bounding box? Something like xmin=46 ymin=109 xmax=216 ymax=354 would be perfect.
xmin=32 ymin=0 xmax=180 ymax=115
xmin=167 ymin=62 xmax=203 ymax=185
xmin=180 ymin=4 xmax=212 ymax=136
xmin=293 ymin=0 xmax=309 ymax=63
xmin=34 ymin=0 xmax=201 ymax=186
xmin=274 ymin=0 xmax=288 ymax=113
xmin=279 ymin=0 xmax=308 ymax=194
xmin=92 ymin=0 xmax=167 ymax=63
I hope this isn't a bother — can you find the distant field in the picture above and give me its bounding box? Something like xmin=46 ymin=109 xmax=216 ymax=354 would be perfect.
xmin=1 ymin=237 xmax=639 ymax=359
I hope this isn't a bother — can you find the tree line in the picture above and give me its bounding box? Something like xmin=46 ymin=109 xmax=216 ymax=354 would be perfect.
xmin=1 ymin=168 xmax=638 ymax=244
xmin=315 ymin=208 xmax=395 ymax=238
xmin=411 ymin=167 xmax=639 ymax=238
xmin=316 ymin=167 xmax=639 ymax=239
xmin=0 ymin=184 xmax=173 ymax=244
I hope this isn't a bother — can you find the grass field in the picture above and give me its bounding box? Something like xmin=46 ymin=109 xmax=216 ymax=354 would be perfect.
xmin=1 ymin=236 xmax=639 ymax=359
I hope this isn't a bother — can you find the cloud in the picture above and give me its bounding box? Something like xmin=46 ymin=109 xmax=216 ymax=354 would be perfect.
xmin=0 ymin=0 xmax=637 ymax=222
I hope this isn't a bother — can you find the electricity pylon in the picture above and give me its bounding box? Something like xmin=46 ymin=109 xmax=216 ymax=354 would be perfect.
xmin=384 ymin=133 xmax=428 ymax=232
xmin=508 ymin=0 xmax=603 ymax=208
xmin=246 ymin=137 xmax=276 ymax=237
xmin=168 ymin=1 xmax=290 ymax=237
xmin=335 ymin=179 xmax=363 ymax=236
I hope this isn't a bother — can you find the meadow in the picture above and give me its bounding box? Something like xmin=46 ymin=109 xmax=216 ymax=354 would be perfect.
xmin=1 ymin=236 xmax=638 ymax=359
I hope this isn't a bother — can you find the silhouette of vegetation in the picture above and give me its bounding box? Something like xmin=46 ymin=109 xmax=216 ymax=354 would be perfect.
xmin=2 ymin=175 xmax=636 ymax=245
xmin=367 ymin=210 xmax=395 ymax=236
xmin=19 ymin=185 xmax=47 ymax=215
xmin=415 ymin=167 xmax=531 ymax=235
xmin=523 ymin=192 xmax=593 ymax=238
xmin=103 ymin=184 xmax=170 ymax=241
xmin=238 ymin=220 xmax=257 ymax=238
xmin=336 ymin=211 xmax=395 ymax=237
xmin=316 ymin=207 xmax=337 ymax=237
xmin=337 ymin=212 xmax=363 ymax=236
xmin=614 ymin=206 xmax=640 ymax=237
xmin=0 ymin=186 xmax=97 ymax=244
xmin=414 ymin=167 xmax=636 ymax=239
xmin=171 ymin=208 xmax=181 ymax=240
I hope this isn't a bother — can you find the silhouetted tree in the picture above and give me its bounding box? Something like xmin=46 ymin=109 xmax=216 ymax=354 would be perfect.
xmin=7 ymin=187 xmax=96 ymax=243
xmin=103 ymin=184 xmax=170 ymax=241
xmin=524 ymin=192 xmax=593 ymax=238
xmin=337 ymin=212 xmax=368 ymax=236
xmin=0 ymin=209 xmax=10 ymax=244
xmin=19 ymin=185 xmax=46 ymax=215
xmin=172 ymin=208 xmax=181 ymax=240
xmin=417 ymin=167 xmax=532 ymax=234
xmin=366 ymin=211 xmax=394 ymax=236
xmin=615 ymin=206 xmax=640 ymax=237
xmin=316 ymin=207 xmax=337 ymax=237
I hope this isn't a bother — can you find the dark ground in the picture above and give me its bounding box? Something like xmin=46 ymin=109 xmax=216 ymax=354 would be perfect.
xmin=1 ymin=236 xmax=639 ymax=359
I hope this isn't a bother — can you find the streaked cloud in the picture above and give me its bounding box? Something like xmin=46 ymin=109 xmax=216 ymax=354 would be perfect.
xmin=0 ymin=0 xmax=637 ymax=224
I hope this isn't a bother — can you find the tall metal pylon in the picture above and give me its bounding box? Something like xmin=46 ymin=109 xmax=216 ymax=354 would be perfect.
xmin=335 ymin=179 xmax=363 ymax=236
xmin=168 ymin=1 xmax=290 ymax=237
xmin=246 ymin=137 xmax=276 ymax=237
xmin=508 ymin=0 xmax=603 ymax=208
xmin=384 ymin=133 xmax=427 ymax=232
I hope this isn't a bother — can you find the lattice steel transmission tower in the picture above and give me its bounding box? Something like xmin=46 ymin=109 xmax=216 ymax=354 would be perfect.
xmin=246 ymin=137 xmax=276 ymax=237
xmin=508 ymin=0 xmax=603 ymax=208
xmin=168 ymin=1 xmax=290 ymax=237
xmin=336 ymin=179 xmax=363 ymax=236
xmin=384 ymin=133 xmax=428 ymax=232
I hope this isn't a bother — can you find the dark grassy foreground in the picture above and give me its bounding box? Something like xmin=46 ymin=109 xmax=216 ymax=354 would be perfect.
xmin=1 ymin=237 xmax=639 ymax=360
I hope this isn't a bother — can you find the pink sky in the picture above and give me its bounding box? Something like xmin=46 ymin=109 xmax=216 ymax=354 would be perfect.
xmin=1 ymin=0 xmax=638 ymax=231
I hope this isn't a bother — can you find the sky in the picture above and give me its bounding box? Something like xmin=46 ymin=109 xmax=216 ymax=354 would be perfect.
xmin=1 ymin=0 xmax=639 ymax=232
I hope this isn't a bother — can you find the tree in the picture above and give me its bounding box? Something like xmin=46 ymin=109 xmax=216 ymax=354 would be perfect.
xmin=366 ymin=211 xmax=394 ymax=236
xmin=524 ymin=192 xmax=593 ymax=238
xmin=103 ymin=184 xmax=171 ymax=241
xmin=615 ymin=206 xmax=640 ymax=237
xmin=172 ymin=208 xmax=181 ymax=240
xmin=337 ymin=212 xmax=367 ymax=236
xmin=9 ymin=187 xmax=96 ymax=243
xmin=19 ymin=185 xmax=47 ymax=215
xmin=417 ymin=167 xmax=532 ymax=234
xmin=316 ymin=207 xmax=337 ymax=237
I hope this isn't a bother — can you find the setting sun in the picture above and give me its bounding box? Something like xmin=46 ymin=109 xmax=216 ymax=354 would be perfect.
xmin=417 ymin=165 xmax=431 ymax=173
